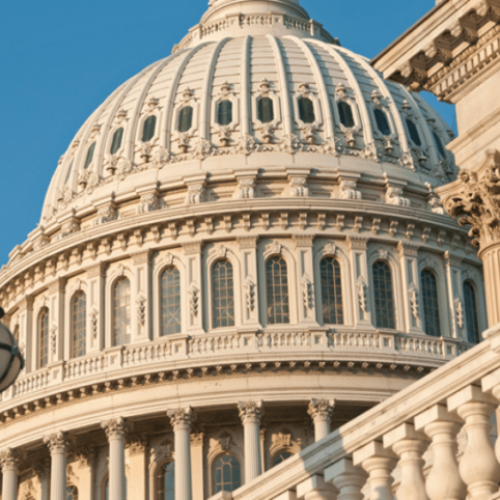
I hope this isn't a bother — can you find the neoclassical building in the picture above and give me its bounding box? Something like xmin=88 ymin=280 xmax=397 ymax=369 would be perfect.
xmin=0 ymin=0 xmax=490 ymax=499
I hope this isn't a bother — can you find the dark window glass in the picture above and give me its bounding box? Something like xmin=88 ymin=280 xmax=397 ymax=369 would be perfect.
xmin=337 ymin=101 xmax=355 ymax=128
xmin=178 ymin=106 xmax=193 ymax=133
xmin=71 ymin=291 xmax=86 ymax=358
xmin=298 ymin=96 xmax=315 ymax=124
xmin=406 ymin=119 xmax=422 ymax=146
xmin=218 ymin=100 xmax=233 ymax=126
xmin=266 ymin=257 xmax=290 ymax=325
xmin=161 ymin=268 xmax=181 ymax=336
xmin=113 ymin=278 xmax=131 ymax=346
xmin=213 ymin=455 xmax=241 ymax=494
xmin=373 ymin=262 xmax=396 ymax=329
xmin=84 ymin=142 xmax=96 ymax=170
xmin=142 ymin=115 xmax=157 ymax=142
xmin=212 ymin=260 xmax=235 ymax=328
xmin=110 ymin=127 xmax=124 ymax=155
xmin=272 ymin=451 xmax=293 ymax=467
xmin=374 ymin=109 xmax=391 ymax=136
xmin=65 ymin=160 xmax=75 ymax=184
xmin=464 ymin=282 xmax=480 ymax=344
xmin=421 ymin=270 xmax=441 ymax=337
xmin=433 ymin=132 xmax=446 ymax=158
xmin=67 ymin=486 xmax=78 ymax=500
xmin=257 ymin=97 xmax=274 ymax=123
xmin=320 ymin=258 xmax=344 ymax=325
xmin=156 ymin=462 xmax=175 ymax=500
xmin=39 ymin=308 xmax=49 ymax=368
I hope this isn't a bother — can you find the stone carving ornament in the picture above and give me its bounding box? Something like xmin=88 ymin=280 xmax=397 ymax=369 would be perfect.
xmin=238 ymin=400 xmax=263 ymax=423
xmin=44 ymin=431 xmax=68 ymax=454
xmin=101 ymin=417 xmax=128 ymax=439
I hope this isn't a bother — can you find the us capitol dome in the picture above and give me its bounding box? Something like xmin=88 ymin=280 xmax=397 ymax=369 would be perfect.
xmin=0 ymin=0 xmax=488 ymax=499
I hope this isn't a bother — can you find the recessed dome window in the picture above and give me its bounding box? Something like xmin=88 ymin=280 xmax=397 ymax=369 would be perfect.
xmin=110 ymin=127 xmax=124 ymax=155
xmin=84 ymin=142 xmax=96 ymax=170
xmin=320 ymin=257 xmax=344 ymax=325
xmin=266 ymin=256 xmax=290 ymax=325
xmin=298 ymin=96 xmax=315 ymax=124
xmin=373 ymin=261 xmax=395 ymax=329
xmin=161 ymin=268 xmax=181 ymax=336
xmin=421 ymin=270 xmax=441 ymax=337
xmin=142 ymin=115 xmax=157 ymax=142
xmin=433 ymin=132 xmax=446 ymax=158
xmin=212 ymin=260 xmax=235 ymax=328
xmin=71 ymin=291 xmax=86 ymax=358
xmin=113 ymin=278 xmax=131 ymax=346
xmin=257 ymin=97 xmax=274 ymax=123
xmin=338 ymin=101 xmax=354 ymax=128
xmin=374 ymin=109 xmax=391 ymax=136
xmin=406 ymin=119 xmax=422 ymax=146
xmin=218 ymin=100 xmax=233 ymax=126
xmin=178 ymin=106 xmax=193 ymax=133
xmin=464 ymin=281 xmax=480 ymax=344
xmin=38 ymin=307 xmax=49 ymax=369
xmin=65 ymin=160 xmax=74 ymax=184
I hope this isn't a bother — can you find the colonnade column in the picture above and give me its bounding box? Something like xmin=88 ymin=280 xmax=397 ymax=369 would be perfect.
xmin=308 ymin=399 xmax=335 ymax=441
xmin=101 ymin=418 xmax=127 ymax=500
xmin=44 ymin=432 xmax=68 ymax=500
xmin=168 ymin=407 xmax=195 ymax=500
xmin=0 ymin=448 xmax=19 ymax=500
xmin=238 ymin=401 xmax=263 ymax=482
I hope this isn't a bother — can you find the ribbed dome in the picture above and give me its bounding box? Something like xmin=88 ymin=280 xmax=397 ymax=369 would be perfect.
xmin=41 ymin=0 xmax=456 ymax=226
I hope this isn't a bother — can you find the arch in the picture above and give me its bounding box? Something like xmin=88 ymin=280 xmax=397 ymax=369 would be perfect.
xmin=212 ymin=259 xmax=235 ymax=328
xmin=160 ymin=267 xmax=181 ymax=336
xmin=320 ymin=257 xmax=344 ymax=325
xmin=142 ymin=115 xmax=157 ymax=143
xmin=66 ymin=486 xmax=78 ymax=500
xmin=155 ymin=461 xmax=175 ymax=500
xmin=463 ymin=280 xmax=480 ymax=344
xmin=266 ymin=256 xmax=290 ymax=325
xmin=372 ymin=261 xmax=395 ymax=329
xmin=212 ymin=454 xmax=242 ymax=494
xmin=112 ymin=277 xmax=131 ymax=346
xmin=420 ymin=269 xmax=441 ymax=337
xmin=71 ymin=291 xmax=87 ymax=358
xmin=38 ymin=307 xmax=50 ymax=368
xmin=110 ymin=127 xmax=124 ymax=155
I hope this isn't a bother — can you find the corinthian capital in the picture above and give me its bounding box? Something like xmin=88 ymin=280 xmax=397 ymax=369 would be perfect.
xmin=238 ymin=400 xmax=263 ymax=424
xmin=0 ymin=448 xmax=19 ymax=471
xmin=308 ymin=399 xmax=335 ymax=422
xmin=167 ymin=407 xmax=195 ymax=429
xmin=44 ymin=431 xmax=68 ymax=455
xmin=101 ymin=417 xmax=128 ymax=440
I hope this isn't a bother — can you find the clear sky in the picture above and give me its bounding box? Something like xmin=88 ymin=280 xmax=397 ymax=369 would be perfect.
xmin=0 ymin=0 xmax=455 ymax=267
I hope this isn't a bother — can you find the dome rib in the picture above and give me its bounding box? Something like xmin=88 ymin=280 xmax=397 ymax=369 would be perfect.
xmin=240 ymin=35 xmax=251 ymax=137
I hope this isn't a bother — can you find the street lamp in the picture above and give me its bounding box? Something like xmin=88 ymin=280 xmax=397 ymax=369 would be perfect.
xmin=0 ymin=307 xmax=24 ymax=392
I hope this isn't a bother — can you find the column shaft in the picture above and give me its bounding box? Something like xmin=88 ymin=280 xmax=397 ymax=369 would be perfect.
xmin=238 ymin=401 xmax=263 ymax=483
xmin=44 ymin=433 xmax=68 ymax=500
xmin=101 ymin=418 xmax=127 ymax=500
xmin=1 ymin=464 xmax=18 ymax=500
xmin=308 ymin=399 xmax=335 ymax=442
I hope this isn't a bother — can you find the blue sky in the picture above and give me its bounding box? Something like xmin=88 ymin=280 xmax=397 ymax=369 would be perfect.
xmin=0 ymin=0 xmax=454 ymax=266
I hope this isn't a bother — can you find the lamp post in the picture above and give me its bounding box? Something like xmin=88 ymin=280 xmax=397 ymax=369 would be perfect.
xmin=0 ymin=307 xmax=24 ymax=393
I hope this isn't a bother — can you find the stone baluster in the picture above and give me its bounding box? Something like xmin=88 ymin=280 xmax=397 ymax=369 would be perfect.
xmin=325 ymin=458 xmax=367 ymax=500
xmin=308 ymin=399 xmax=335 ymax=441
xmin=238 ymin=401 xmax=263 ymax=482
xmin=353 ymin=441 xmax=397 ymax=500
xmin=102 ymin=418 xmax=127 ymax=500
xmin=44 ymin=432 xmax=68 ymax=500
xmin=297 ymin=474 xmax=338 ymax=500
xmin=0 ymin=448 xmax=19 ymax=500
xmin=482 ymin=366 xmax=500 ymax=465
xmin=383 ymin=423 xmax=429 ymax=500
xmin=168 ymin=407 xmax=195 ymax=500
xmin=414 ymin=404 xmax=466 ymax=500
xmin=448 ymin=385 xmax=500 ymax=500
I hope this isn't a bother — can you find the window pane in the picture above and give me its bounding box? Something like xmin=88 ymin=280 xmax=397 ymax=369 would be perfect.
xmin=179 ymin=106 xmax=193 ymax=133
xmin=373 ymin=262 xmax=395 ymax=329
xmin=406 ymin=119 xmax=422 ymax=146
xmin=421 ymin=270 xmax=441 ymax=337
xmin=266 ymin=257 xmax=290 ymax=325
xmin=142 ymin=115 xmax=157 ymax=142
xmin=464 ymin=282 xmax=480 ymax=344
xmin=113 ymin=278 xmax=131 ymax=346
xmin=320 ymin=258 xmax=344 ymax=325
xmin=39 ymin=308 xmax=49 ymax=368
xmin=337 ymin=101 xmax=354 ymax=128
xmin=298 ymin=96 xmax=315 ymax=124
xmin=212 ymin=260 xmax=235 ymax=328
xmin=110 ymin=127 xmax=124 ymax=155
xmin=161 ymin=268 xmax=181 ymax=336
xmin=67 ymin=486 xmax=78 ymax=500
xmin=272 ymin=451 xmax=293 ymax=467
xmin=257 ymin=97 xmax=274 ymax=123
xmin=218 ymin=100 xmax=233 ymax=126
xmin=71 ymin=292 xmax=86 ymax=358
xmin=84 ymin=142 xmax=96 ymax=170
xmin=433 ymin=132 xmax=446 ymax=158
xmin=157 ymin=461 xmax=175 ymax=500
xmin=374 ymin=109 xmax=391 ymax=136
xmin=213 ymin=455 xmax=241 ymax=494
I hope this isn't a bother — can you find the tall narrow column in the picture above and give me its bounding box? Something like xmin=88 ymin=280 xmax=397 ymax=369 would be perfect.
xmin=238 ymin=401 xmax=263 ymax=482
xmin=0 ymin=448 xmax=19 ymax=500
xmin=44 ymin=432 xmax=68 ymax=500
xmin=168 ymin=407 xmax=195 ymax=500
xmin=34 ymin=460 xmax=51 ymax=500
xmin=102 ymin=418 xmax=127 ymax=500
xmin=308 ymin=399 xmax=335 ymax=441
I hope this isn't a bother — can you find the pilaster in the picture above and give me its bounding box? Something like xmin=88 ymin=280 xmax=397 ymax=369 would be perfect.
xmin=191 ymin=432 xmax=205 ymax=500
xmin=397 ymin=242 xmax=422 ymax=334
xmin=183 ymin=242 xmax=204 ymax=334
xmin=444 ymin=252 xmax=465 ymax=340
xmin=237 ymin=237 xmax=260 ymax=328
xmin=86 ymin=263 xmax=105 ymax=352
xmin=17 ymin=296 xmax=33 ymax=373
xmin=133 ymin=251 xmax=152 ymax=342
xmin=48 ymin=279 xmax=66 ymax=364
xmin=126 ymin=435 xmax=148 ymax=500
xmin=293 ymin=235 xmax=318 ymax=326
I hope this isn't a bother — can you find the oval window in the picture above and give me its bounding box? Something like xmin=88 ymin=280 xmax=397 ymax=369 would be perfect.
xmin=142 ymin=115 xmax=157 ymax=142
xmin=178 ymin=106 xmax=193 ymax=133
xmin=110 ymin=127 xmax=124 ymax=155
xmin=218 ymin=100 xmax=233 ymax=126
xmin=374 ymin=109 xmax=391 ymax=136
xmin=406 ymin=119 xmax=422 ymax=146
xmin=298 ymin=96 xmax=315 ymax=124
xmin=257 ymin=97 xmax=274 ymax=123
xmin=337 ymin=101 xmax=354 ymax=128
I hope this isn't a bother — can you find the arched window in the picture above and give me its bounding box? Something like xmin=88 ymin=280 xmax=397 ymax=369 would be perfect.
xmin=142 ymin=115 xmax=157 ymax=142
xmin=38 ymin=308 xmax=49 ymax=368
xmin=71 ymin=291 xmax=86 ymax=358
xmin=110 ymin=127 xmax=124 ymax=155
xmin=272 ymin=451 xmax=293 ymax=467
xmin=320 ymin=258 xmax=344 ymax=325
xmin=178 ymin=106 xmax=193 ymax=133
xmin=213 ymin=455 xmax=241 ymax=494
xmin=406 ymin=119 xmax=422 ymax=146
xmin=105 ymin=478 xmax=127 ymax=500
xmin=266 ymin=257 xmax=290 ymax=325
xmin=161 ymin=268 xmax=181 ymax=336
xmin=156 ymin=461 xmax=175 ymax=500
xmin=84 ymin=142 xmax=96 ymax=169
xmin=66 ymin=486 xmax=78 ymax=500
xmin=65 ymin=160 xmax=75 ymax=184
xmin=113 ymin=278 xmax=131 ymax=346
xmin=433 ymin=132 xmax=446 ymax=158
xmin=372 ymin=262 xmax=395 ymax=329
xmin=218 ymin=100 xmax=233 ymax=126
xmin=337 ymin=101 xmax=354 ymax=128
xmin=464 ymin=281 xmax=480 ymax=344
xmin=257 ymin=97 xmax=274 ymax=123
xmin=298 ymin=96 xmax=315 ymax=124
xmin=212 ymin=260 xmax=235 ymax=328
xmin=421 ymin=270 xmax=441 ymax=337
xmin=374 ymin=109 xmax=391 ymax=136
